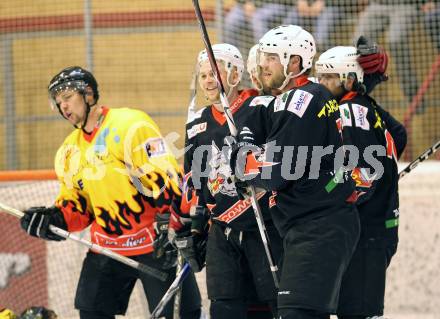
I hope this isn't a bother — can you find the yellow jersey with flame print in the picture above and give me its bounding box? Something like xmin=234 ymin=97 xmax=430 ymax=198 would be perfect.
xmin=54 ymin=107 xmax=182 ymax=256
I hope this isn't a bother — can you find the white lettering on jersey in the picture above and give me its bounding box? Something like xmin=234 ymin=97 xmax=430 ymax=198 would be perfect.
xmin=187 ymin=122 xmax=207 ymax=139
xmin=286 ymin=89 xmax=313 ymax=118
xmin=339 ymin=103 xmax=352 ymax=127
xmin=249 ymin=95 xmax=275 ymax=107
xmin=352 ymin=104 xmax=370 ymax=131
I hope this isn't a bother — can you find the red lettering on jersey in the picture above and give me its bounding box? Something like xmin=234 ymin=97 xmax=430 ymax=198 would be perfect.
xmin=214 ymin=191 xmax=266 ymax=223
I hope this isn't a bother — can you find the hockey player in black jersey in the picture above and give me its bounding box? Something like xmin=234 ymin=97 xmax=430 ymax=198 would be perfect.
xmin=315 ymin=45 xmax=407 ymax=319
xmin=171 ymin=43 xmax=283 ymax=319
xmin=227 ymin=25 xmax=361 ymax=319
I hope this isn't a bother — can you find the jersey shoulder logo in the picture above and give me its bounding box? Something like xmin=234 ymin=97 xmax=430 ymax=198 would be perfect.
xmin=273 ymin=91 xmax=291 ymax=112
xmin=145 ymin=137 xmax=167 ymax=158
xmin=352 ymin=104 xmax=370 ymax=131
xmin=339 ymin=103 xmax=352 ymax=127
xmin=249 ymin=95 xmax=275 ymax=107
xmin=286 ymin=89 xmax=314 ymax=118
xmin=187 ymin=122 xmax=207 ymax=139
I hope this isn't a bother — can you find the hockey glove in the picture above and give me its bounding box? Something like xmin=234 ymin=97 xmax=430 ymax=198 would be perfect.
xmin=20 ymin=206 xmax=67 ymax=241
xmin=168 ymin=200 xmax=192 ymax=244
xmin=174 ymin=232 xmax=207 ymax=273
xmin=152 ymin=212 xmax=177 ymax=269
xmin=227 ymin=129 xmax=262 ymax=200
xmin=357 ymin=36 xmax=389 ymax=94
xmin=190 ymin=205 xmax=210 ymax=235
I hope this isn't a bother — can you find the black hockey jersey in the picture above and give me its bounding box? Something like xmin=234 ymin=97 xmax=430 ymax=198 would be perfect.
xmin=184 ymin=89 xmax=273 ymax=231
xmin=236 ymin=76 xmax=357 ymax=237
xmin=339 ymin=91 xmax=406 ymax=243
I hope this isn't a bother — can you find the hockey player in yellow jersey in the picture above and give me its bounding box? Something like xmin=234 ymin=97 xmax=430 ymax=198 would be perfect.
xmin=20 ymin=66 xmax=201 ymax=319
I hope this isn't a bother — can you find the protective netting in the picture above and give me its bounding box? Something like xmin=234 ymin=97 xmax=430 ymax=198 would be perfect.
xmin=0 ymin=0 xmax=438 ymax=171
xmin=0 ymin=0 xmax=439 ymax=317
xmin=1 ymin=162 xmax=439 ymax=318
xmin=0 ymin=179 xmax=155 ymax=318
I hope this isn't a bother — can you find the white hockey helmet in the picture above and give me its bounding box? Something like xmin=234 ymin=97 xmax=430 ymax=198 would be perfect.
xmin=247 ymin=44 xmax=259 ymax=77
xmin=315 ymin=46 xmax=364 ymax=83
xmin=197 ymin=43 xmax=244 ymax=88
xmin=259 ymin=25 xmax=316 ymax=78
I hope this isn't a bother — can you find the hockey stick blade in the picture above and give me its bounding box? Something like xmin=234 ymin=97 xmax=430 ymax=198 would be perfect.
xmin=399 ymin=140 xmax=440 ymax=179
xmin=150 ymin=262 xmax=191 ymax=319
xmin=0 ymin=201 xmax=168 ymax=282
xmin=191 ymin=0 xmax=279 ymax=288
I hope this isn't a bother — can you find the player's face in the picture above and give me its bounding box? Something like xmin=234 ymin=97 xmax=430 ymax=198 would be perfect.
xmin=55 ymin=89 xmax=87 ymax=126
xmin=198 ymin=60 xmax=229 ymax=104
xmin=318 ymin=73 xmax=344 ymax=97
xmin=259 ymin=52 xmax=285 ymax=90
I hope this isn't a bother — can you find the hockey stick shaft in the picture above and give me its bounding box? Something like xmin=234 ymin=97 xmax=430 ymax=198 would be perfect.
xmin=192 ymin=0 xmax=279 ymax=288
xmin=399 ymin=139 xmax=440 ymax=179
xmin=151 ymin=262 xmax=191 ymax=319
xmin=172 ymin=252 xmax=184 ymax=319
xmin=0 ymin=202 xmax=168 ymax=282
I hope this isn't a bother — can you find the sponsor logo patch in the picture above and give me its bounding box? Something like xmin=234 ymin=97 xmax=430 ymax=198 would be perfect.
xmin=274 ymin=92 xmax=290 ymax=112
xmin=187 ymin=122 xmax=207 ymax=139
xmin=317 ymin=99 xmax=339 ymax=118
xmin=145 ymin=137 xmax=167 ymax=158
xmin=287 ymin=89 xmax=313 ymax=118
xmin=352 ymin=104 xmax=370 ymax=130
xmin=249 ymin=95 xmax=275 ymax=107
xmin=94 ymin=228 xmax=153 ymax=251
xmin=339 ymin=103 xmax=352 ymax=127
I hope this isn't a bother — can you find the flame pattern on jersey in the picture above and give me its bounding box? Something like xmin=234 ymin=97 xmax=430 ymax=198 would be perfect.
xmin=54 ymin=107 xmax=182 ymax=256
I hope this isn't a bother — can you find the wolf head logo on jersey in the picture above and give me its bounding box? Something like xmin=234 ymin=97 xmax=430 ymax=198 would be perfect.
xmin=207 ymin=141 xmax=237 ymax=197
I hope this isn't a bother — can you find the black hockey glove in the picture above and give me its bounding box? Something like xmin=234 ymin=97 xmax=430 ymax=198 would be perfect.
xmin=356 ymin=35 xmax=389 ymax=94
xmin=172 ymin=205 xmax=209 ymax=272
xmin=190 ymin=205 xmax=210 ymax=235
xmin=152 ymin=212 xmax=177 ymax=269
xmin=227 ymin=129 xmax=261 ymax=200
xmin=20 ymin=206 xmax=67 ymax=241
xmin=174 ymin=231 xmax=207 ymax=273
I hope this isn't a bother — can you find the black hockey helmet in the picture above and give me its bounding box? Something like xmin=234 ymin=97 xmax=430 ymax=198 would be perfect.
xmin=19 ymin=306 xmax=57 ymax=319
xmin=48 ymin=66 xmax=99 ymax=109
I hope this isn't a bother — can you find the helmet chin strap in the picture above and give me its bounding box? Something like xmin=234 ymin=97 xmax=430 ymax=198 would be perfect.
xmin=78 ymin=102 xmax=92 ymax=134
xmin=276 ymin=67 xmax=309 ymax=91
xmin=76 ymin=94 xmax=97 ymax=135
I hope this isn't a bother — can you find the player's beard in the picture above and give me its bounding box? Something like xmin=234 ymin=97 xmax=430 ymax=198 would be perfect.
xmin=262 ymin=69 xmax=286 ymax=91
xmin=269 ymin=71 xmax=286 ymax=90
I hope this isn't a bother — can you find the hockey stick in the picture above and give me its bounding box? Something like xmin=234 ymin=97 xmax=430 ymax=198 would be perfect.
xmin=399 ymin=139 xmax=440 ymax=179
xmin=150 ymin=262 xmax=191 ymax=319
xmin=172 ymin=252 xmax=184 ymax=319
xmin=192 ymin=0 xmax=279 ymax=288
xmin=0 ymin=202 xmax=168 ymax=282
